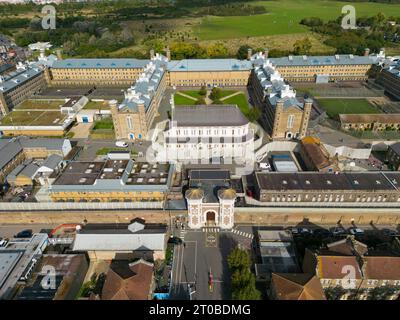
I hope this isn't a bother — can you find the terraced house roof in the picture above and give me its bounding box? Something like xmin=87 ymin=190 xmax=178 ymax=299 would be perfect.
xmin=51 ymin=58 xmax=149 ymax=69
xmin=269 ymin=54 xmax=376 ymax=67
xmin=253 ymin=59 xmax=305 ymax=111
xmin=119 ymin=57 xmax=167 ymax=113
xmin=167 ymin=59 xmax=252 ymax=72
xmin=0 ymin=63 xmax=43 ymax=93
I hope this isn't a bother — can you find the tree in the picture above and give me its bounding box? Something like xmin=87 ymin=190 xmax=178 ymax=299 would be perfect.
xmin=293 ymin=37 xmax=312 ymax=55
xmin=206 ymin=42 xmax=228 ymax=58
xmin=236 ymin=45 xmax=253 ymax=60
xmin=199 ymin=86 xmax=207 ymax=96
xmin=227 ymin=248 xmax=261 ymax=300
xmin=209 ymin=87 xmax=222 ymax=101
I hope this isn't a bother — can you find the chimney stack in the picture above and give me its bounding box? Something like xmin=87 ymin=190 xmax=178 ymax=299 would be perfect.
xmin=364 ymin=48 xmax=370 ymax=57
xmin=247 ymin=48 xmax=252 ymax=60
xmin=264 ymin=48 xmax=269 ymax=59
xmin=150 ymin=49 xmax=155 ymax=60
xmin=166 ymin=46 xmax=171 ymax=61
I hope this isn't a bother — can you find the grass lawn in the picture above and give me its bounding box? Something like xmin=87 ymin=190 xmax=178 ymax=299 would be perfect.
xmin=174 ymin=94 xmax=197 ymax=105
xmin=219 ymin=90 xmax=240 ymax=99
xmin=194 ymin=0 xmax=400 ymax=40
xmin=222 ymin=93 xmax=250 ymax=115
xmin=96 ymin=147 xmax=131 ymax=156
xmin=317 ymin=98 xmax=381 ymax=119
xmin=92 ymin=118 xmax=114 ymax=130
xmin=14 ymin=99 xmax=64 ymax=110
xmin=177 ymin=90 xmax=204 ymax=99
xmin=0 ymin=110 xmax=67 ymax=126
xmin=83 ymin=101 xmax=110 ymax=110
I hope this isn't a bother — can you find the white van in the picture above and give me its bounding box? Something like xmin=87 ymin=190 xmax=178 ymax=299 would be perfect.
xmin=115 ymin=141 xmax=128 ymax=148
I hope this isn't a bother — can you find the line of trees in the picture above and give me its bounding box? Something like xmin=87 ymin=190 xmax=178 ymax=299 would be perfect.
xmin=300 ymin=12 xmax=399 ymax=55
xmin=227 ymin=248 xmax=261 ymax=300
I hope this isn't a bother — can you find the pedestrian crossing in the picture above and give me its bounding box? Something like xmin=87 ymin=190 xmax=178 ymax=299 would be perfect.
xmin=231 ymin=228 xmax=254 ymax=239
xmin=179 ymin=229 xmax=187 ymax=241
xmin=202 ymin=227 xmax=220 ymax=233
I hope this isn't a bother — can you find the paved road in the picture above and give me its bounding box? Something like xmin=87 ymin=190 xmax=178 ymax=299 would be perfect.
xmin=170 ymin=229 xmax=252 ymax=300
xmin=0 ymin=224 xmax=56 ymax=238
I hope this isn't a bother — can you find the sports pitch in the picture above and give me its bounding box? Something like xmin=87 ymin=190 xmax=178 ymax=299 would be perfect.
xmin=316 ymin=98 xmax=381 ymax=119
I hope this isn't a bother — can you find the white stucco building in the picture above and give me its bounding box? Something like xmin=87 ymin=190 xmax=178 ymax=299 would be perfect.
xmin=156 ymin=103 xmax=255 ymax=165
xmin=185 ymin=170 xmax=236 ymax=230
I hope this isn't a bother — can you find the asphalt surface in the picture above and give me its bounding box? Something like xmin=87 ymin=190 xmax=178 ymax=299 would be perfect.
xmin=72 ymin=138 xmax=152 ymax=162
xmin=169 ymin=228 xmax=255 ymax=300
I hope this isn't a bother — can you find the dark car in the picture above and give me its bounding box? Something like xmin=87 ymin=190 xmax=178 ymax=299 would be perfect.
xmin=168 ymin=236 xmax=183 ymax=245
xmin=313 ymin=228 xmax=331 ymax=238
xmin=15 ymin=229 xmax=32 ymax=238
xmin=329 ymin=227 xmax=347 ymax=236
xmin=382 ymin=229 xmax=399 ymax=237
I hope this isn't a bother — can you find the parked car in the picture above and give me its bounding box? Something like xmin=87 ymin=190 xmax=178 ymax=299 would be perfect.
xmin=115 ymin=141 xmax=128 ymax=148
xmin=168 ymin=236 xmax=183 ymax=245
xmin=313 ymin=228 xmax=332 ymax=238
xmin=382 ymin=229 xmax=399 ymax=237
xmin=288 ymin=227 xmax=313 ymax=236
xmin=15 ymin=229 xmax=32 ymax=238
xmin=0 ymin=238 xmax=8 ymax=247
xmin=330 ymin=227 xmax=347 ymax=236
xmin=349 ymin=227 xmax=365 ymax=236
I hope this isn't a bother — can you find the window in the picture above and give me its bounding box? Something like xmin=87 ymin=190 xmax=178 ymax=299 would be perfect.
xmin=127 ymin=117 xmax=133 ymax=129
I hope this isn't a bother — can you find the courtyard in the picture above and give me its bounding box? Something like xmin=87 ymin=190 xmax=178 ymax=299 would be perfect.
xmin=173 ymin=87 xmax=258 ymax=122
xmin=316 ymin=98 xmax=381 ymax=120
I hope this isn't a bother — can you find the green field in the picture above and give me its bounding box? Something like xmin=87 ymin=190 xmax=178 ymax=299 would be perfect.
xmin=179 ymin=90 xmax=204 ymax=99
xmin=0 ymin=110 xmax=67 ymax=126
xmin=14 ymin=99 xmax=64 ymax=110
xmin=222 ymin=93 xmax=251 ymax=115
xmin=317 ymin=98 xmax=381 ymax=119
xmin=194 ymin=0 xmax=400 ymax=40
xmin=174 ymin=94 xmax=197 ymax=105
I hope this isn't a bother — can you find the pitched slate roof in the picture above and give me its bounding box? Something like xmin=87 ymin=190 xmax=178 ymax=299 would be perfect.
xmin=167 ymin=59 xmax=252 ymax=72
xmin=173 ymin=104 xmax=248 ymax=127
xmin=101 ymin=259 xmax=154 ymax=300
xmin=271 ymin=273 xmax=326 ymax=300
xmin=52 ymin=58 xmax=149 ymax=69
